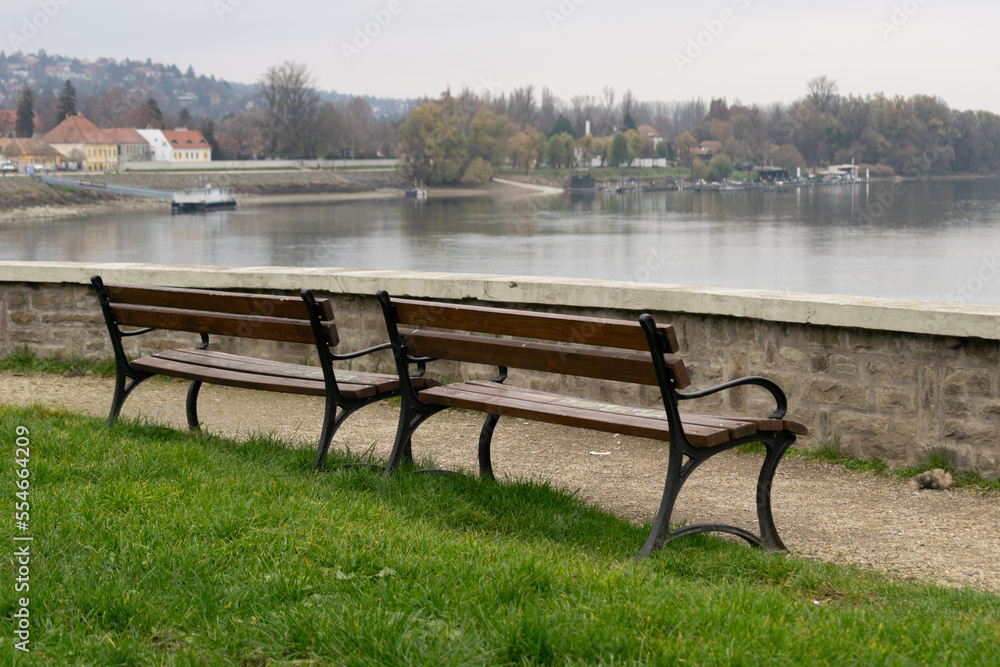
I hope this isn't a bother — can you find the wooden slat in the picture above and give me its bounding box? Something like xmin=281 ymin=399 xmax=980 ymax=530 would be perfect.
xmin=153 ymin=349 xmax=406 ymax=392
xmin=455 ymin=381 xmax=757 ymax=440
xmin=418 ymin=384 xmax=730 ymax=447
xmin=392 ymin=298 xmax=680 ymax=353
xmin=403 ymin=330 xmax=691 ymax=389
xmin=111 ymin=303 xmax=336 ymax=346
xmin=105 ymin=283 xmax=335 ymax=321
xmin=131 ymin=356 xmax=378 ymax=399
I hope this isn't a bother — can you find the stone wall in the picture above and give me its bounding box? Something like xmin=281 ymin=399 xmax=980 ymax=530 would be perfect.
xmin=1 ymin=262 xmax=998 ymax=477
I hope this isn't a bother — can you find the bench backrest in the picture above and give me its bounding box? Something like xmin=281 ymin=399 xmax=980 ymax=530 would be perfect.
xmin=384 ymin=296 xmax=690 ymax=389
xmin=94 ymin=279 xmax=338 ymax=346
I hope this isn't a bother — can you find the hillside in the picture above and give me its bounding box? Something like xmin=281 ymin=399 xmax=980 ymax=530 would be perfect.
xmin=0 ymin=51 xmax=416 ymax=125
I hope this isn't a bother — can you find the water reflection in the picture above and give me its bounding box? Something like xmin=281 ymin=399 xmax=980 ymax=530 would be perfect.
xmin=2 ymin=178 xmax=999 ymax=305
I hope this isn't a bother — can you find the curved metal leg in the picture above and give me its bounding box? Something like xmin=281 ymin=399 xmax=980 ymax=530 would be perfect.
xmin=313 ymin=401 xmax=350 ymax=470
xmin=107 ymin=371 xmax=151 ymax=426
xmin=637 ymin=433 xmax=686 ymax=557
xmin=185 ymin=380 xmax=203 ymax=430
xmin=755 ymin=432 xmax=796 ymax=552
xmin=477 ymin=413 xmax=501 ymax=480
xmin=382 ymin=402 xmax=443 ymax=478
xmin=637 ymin=432 xmax=795 ymax=557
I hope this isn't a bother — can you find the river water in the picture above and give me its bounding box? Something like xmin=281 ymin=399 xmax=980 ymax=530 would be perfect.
xmin=3 ymin=178 xmax=1000 ymax=306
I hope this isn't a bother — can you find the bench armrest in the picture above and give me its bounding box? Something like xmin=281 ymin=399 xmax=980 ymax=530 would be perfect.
xmin=328 ymin=341 xmax=392 ymax=362
xmin=676 ymin=376 xmax=788 ymax=419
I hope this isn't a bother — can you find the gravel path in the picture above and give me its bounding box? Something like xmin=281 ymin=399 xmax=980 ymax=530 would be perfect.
xmin=4 ymin=371 xmax=998 ymax=595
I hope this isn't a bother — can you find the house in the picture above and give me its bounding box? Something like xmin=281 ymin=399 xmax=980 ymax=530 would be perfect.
xmin=41 ymin=114 xmax=119 ymax=171
xmin=0 ymin=138 xmax=64 ymax=171
xmin=690 ymin=141 xmax=722 ymax=160
xmin=636 ymin=124 xmax=663 ymax=147
xmin=106 ymin=127 xmax=151 ymax=163
xmin=0 ymin=110 xmax=43 ymax=138
xmin=162 ymin=129 xmax=212 ymax=162
xmin=136 ymin=129 xmax=173 ymax=161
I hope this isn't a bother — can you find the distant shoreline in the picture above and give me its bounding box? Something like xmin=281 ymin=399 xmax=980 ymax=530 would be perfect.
xmin=2 ymin=169 xmax=998 ymax=223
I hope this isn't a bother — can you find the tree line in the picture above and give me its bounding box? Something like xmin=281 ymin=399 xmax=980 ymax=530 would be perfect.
xmin=9 ymin=66 xmax=1000 ymax=178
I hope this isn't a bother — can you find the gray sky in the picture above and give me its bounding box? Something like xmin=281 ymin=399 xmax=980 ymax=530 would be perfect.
xmin=6 ymin=0 xmax=997 ymax=112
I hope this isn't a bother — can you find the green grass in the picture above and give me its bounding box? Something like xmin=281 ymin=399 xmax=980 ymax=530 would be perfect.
xmin=2 ymin=406 xmax=999 ymax=664
xmin=0 ymin=344 xmax=116 ymax=378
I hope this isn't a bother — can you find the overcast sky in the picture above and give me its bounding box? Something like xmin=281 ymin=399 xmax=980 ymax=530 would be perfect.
xmin=6 ymin=0 xmax=997 ymax=112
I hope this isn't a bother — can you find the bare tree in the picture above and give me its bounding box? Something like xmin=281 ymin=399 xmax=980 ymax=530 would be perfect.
xmin=806 ymin=75 xmax=840 ymax=114
xmin=507 ymin=85 xmax=537 ymax=126
xmin=257 ymin=61 xmax=321 ymax=158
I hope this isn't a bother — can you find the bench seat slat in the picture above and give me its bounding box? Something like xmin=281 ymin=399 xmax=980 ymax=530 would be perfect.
xmin=111 ymin=303 xmax=334 ymax=345
xmin=461 ymin=381 xmax=768 ymax=438
xmin=418 ymin=383 xmax=731 ymax=447
xmin=106 ymin=283 xmax=335 ymax=321
xmin=131 ymin=356 xmax=378 ymax=399
xmin=151 ymin=349 xmax=427 ymax=392
xmin=393 ymin=298 xmax=680 ymax=353
xmin=403 ymin=330 xmax=691 ymax=389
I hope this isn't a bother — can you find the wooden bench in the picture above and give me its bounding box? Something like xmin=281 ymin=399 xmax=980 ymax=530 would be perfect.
xmin=376 ymin=290 xmax=807 ymax=556
xmin=92 ymin=276 xmax=434 ymax=469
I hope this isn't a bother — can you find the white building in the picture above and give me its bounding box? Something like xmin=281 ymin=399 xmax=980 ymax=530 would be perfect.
xmin=137 ymin=129 xmax=173 ymax=162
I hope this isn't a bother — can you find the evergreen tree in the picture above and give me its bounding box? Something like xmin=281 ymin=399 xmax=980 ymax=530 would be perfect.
xmin=623 ymin=111 xmax=637 ymax=132
xmin=178 ymin=108 xmax=192 ymax=127
xmin=548 ymin=114 xmax=575 ymax=138
xmin=15 ymin=87 xmax=34 ymax=138
xmin=145 ymin=98 xmax=163 ymax=127
xmin=54 ymin=79 xmax=77 ymax=125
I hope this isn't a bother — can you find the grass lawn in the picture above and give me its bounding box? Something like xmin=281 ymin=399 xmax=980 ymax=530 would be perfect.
xmin=1 ymin=405 xmax=998 ymax=665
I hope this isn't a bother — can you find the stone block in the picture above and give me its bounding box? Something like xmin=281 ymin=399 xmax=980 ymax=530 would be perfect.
xmin=8 ymin=311 xmax=37 ymax=324
xmin=802 ymin=379 xmax=869 ymax=410
xmin=963 ymin=338 xmax=999 ymax=363
xmin=802 ymin=325 xmax=842 ymax=351
xmin=846 ymin=329 xmax=903 ymax=355
xmin=944 ymin=419 xmax=996 ymax=447
xmin=875 ymin=387 xmax=917 ymax=412
xmin=891 ymin=417 xmax=920 ymax=438
xmin=8 ymin=328 xmax=46 ymax=343
xmin=944 ymin=368 xmax=992 ymax=395
xmin=810 ymin=354 xmax=830 ymax=373
xmin=777 ymin=346 xmax=806 ymax=370
xmin=834 ymin=356 xmax=858 ymax=375
xmin=29 ymin=290 xmax=62 ymax=309
xmin=5 ymin=290 xmax=29 ymax=309
xmin=865 ymin=360 xmax=917 ymax=384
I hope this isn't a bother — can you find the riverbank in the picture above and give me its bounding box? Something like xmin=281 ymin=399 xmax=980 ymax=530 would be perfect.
xmin=0 ymin=170 xmax=562 ymax=221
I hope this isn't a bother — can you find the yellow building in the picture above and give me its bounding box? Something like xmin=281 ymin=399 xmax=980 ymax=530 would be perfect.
xmin=0 ymin=138 xmax=64 ymax=171
xmin=162 ymin=130 xmax=212 ymax=162
xmin=41 ymin=114 xmax=119 ymax=172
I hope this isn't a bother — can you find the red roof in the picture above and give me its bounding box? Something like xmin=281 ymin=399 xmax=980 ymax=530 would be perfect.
xmin=162 ymin=130 xmax=209 ymax=148
xmin=105 ymin=127 xmax=147 ymax=144
xmin=0 ymin=109 xmax=43 ymax=134
xmin=41 ymin=114 xmax=116 ymax=145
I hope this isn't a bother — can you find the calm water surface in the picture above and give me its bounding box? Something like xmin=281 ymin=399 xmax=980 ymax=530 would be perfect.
xmin=3 ymin=178 xmax=1000 ymax=305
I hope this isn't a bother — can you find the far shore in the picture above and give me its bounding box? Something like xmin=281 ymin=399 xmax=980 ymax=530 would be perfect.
xmin=0 ymin=176 xmax=560 ymax=222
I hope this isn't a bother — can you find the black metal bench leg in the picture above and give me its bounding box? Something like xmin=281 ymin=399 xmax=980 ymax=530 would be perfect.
xmin=477 ymin=413 xmax=501 ymax=480
xmin=382 ymin=403 xmax=441 ymax=477
xmin=185 ymin=380 xmax=203 ymax=430
xmin=107 ymin=370 xmax=150 ymax=426
xmin=755 ymin=432 xmax=796 ymax=552
xmin=313 ymin=401 xmax=351 ymax=470
xmin=637 ymin=436 xmax=686 ymax=557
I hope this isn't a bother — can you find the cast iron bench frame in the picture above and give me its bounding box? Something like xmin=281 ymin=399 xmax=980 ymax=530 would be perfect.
xmin=92 ymin=276 xmax=430 ymax=469
xmin=376 ymin=290 xmax=807 ymax=556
